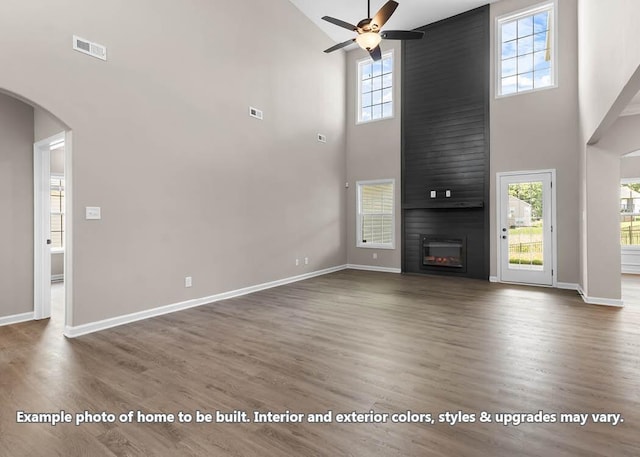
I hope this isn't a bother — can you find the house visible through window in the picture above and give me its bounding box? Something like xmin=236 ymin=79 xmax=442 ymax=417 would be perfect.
xmin=358 ymin=52 xmax=393 ymax=123
xmin=50 ymin=176 xmax=65 ymax=250
xmin=497 ymin=2 xmax=555 ymax=96
xmin=621 ymin=183 xmax=640 ymax=246
xmin=357 ymin=179 xmax=394 ymax=249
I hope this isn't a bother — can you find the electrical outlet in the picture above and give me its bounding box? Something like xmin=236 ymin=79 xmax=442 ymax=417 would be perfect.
xmin=317 ymin=133 xmax=327 ymax=143
xmin=304 ymin=257 xmax=309 ymax=265
xmin=445 ymin=190 xmax=451 ymax=198
xmin=295 ymin=258 xmax=300 ymax=266
xmin=373 ymin=253 xmax=378 ymax=259
xmin=430 ymin=190 xmax=436 ymax=199
xmin=185 ymin=276 xmax=192 ymax=288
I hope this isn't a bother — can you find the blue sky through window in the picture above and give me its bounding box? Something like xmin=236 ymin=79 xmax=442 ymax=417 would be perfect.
xmin=359 ymin=54 xmax=393 ymax=122
xmin=499 ymin=5 xmax=553 ymax=96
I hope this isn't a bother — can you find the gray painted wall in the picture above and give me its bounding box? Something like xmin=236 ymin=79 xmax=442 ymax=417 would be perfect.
xmin=34 ymin=107 xmax=67 ymax=143
xmin=584 ymin=115 xmax=640 ymax=299
xmin=578 ymin=0 xmax=640 ymax=300
xmin=0 ymin=0 xmax=347 ymax=326
xmin=621 ymin=153 xmax=640 ymax=180
xmin=578 ymin=0 xmax=640 ymax=143
xmin=345 ymin=41 xmax=402 ymax=270
xmin=0 ymin=93 xmax=34 ymax=317
xmin=490 ymin=0 xmax=580 ymax=284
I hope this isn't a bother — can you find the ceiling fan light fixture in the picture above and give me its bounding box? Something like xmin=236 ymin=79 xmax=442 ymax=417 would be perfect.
xmin=356 ymin=31 xmax=382 ymax=51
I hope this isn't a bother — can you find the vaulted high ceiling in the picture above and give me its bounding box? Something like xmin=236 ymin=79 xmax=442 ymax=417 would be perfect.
xmin=289 ymin=0 xmax=501 ymax=46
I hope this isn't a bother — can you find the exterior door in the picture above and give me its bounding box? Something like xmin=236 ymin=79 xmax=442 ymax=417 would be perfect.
xmin=499 ymin=171 xmax=554 ymax=286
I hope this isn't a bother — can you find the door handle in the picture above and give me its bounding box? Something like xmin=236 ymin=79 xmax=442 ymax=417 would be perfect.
xmin=502 ymin=236 xmax=507 ymax=240
xmin=46 ymin=239 xmax=52 ymax=245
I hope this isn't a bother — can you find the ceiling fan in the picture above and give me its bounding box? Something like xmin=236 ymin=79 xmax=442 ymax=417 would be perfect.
xmin=322 ymin=0 xmax=425 ymax=61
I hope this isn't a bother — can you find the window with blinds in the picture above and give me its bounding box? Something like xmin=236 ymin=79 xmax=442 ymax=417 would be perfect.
xmin=50 ymin=176 xmax=65 ymax=250
xmin=356 ymin=179 xmax=395 ymax=249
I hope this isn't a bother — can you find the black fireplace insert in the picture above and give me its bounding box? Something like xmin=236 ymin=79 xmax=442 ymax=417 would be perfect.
xmin=421 ymin=235 xmax=466 ymax=272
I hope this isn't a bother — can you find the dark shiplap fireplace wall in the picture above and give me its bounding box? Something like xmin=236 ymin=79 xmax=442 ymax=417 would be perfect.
xmin=401 ymin=5 xmax=490 ymax=279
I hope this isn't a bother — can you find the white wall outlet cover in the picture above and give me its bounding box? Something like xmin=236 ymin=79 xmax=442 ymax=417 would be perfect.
xmin=185 ymin=276 xmax=192 ymax=288
xmin=430 ymin=191 xmax=437 ymax=198
xmin=446 ymin=190 xmax=452 ymax=197
xmin=249 ymin=106 xmax=263 ymax=120
xmin=85 ymin=207 xmax=101 ymax=220
xmin=317 ymin=134 xmax=327 ymax=143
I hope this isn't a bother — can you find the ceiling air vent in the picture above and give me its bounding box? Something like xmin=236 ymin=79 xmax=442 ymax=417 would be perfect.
xmin=73 ymin=35 xmax=107 ymax=61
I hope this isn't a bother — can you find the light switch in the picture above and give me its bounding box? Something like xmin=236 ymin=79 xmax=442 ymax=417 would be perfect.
xmin=446 ymin=190 xmax=451 ymax=198
xmin=86 ymin=207 xmax=101 ymax=220
xmin=430 ymin=190 xmax=437 ymax=198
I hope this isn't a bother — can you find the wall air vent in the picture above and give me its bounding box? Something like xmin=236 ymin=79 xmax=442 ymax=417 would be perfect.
xmin=73 ymin=35 xmax=107 ymax=61
xmin=249 ymin=106 xmax=263 ymax=120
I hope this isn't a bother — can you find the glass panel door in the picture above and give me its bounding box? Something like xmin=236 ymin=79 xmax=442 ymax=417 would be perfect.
xmin=499 ymin=172 xmax=553 ymax=286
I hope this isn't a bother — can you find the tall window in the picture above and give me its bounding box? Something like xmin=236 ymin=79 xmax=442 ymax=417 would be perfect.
xmin=621 ymin=183 xmax=640 ymax=246
xmin=358 ymin=52 xmax=393 ymax=123
xmin=356 ymin=179 xmax=395 ymax=249
xmin=50 ymin=176 xmax=65 ymax=250
xmin=497 ymin=2 xmax=555 ymax=97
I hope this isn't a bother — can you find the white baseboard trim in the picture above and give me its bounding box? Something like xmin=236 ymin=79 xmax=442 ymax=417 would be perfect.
xmin=489 ymin=276 xmax=498 ymax=283
xmin=557 ymin=282 xmax=580 ymax=291
xmin=64 ymin=264 xmax=348 ymax=338
xmin=51 ymin=274 xmax=64 ymax=283
xmin=577 ymin=285 xmax=624 ymax=308
xmin=0 ymin=311 xmax=35 ymax=327
xmin=346 ymin=264 xmax=402 ymax=274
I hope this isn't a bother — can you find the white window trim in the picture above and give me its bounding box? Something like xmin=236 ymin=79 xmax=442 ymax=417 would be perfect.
xmin=356 ymin=50 xmax=394 ymax=125
xmin=495 ymin=0 xmax=558 ymax=99
xmin=356 ymin=178 xmax=395 ymax=250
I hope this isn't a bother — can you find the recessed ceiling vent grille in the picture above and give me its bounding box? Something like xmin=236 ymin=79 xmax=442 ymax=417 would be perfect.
xmin=73 ymin=35 xmax=107 ymax=61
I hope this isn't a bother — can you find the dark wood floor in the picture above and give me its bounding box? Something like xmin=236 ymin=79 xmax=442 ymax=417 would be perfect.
xmin=2 ymin=270 xmax=639 ymax=456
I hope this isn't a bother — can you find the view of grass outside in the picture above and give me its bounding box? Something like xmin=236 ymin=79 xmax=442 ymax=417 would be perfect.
xmin=508 ymin=182 xmax=543 ymax=267
xmin=620 ymin=184 xmax=640 ymax=246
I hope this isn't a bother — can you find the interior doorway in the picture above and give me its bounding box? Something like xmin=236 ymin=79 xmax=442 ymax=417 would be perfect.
xmin=34 ymin=132 xmax=70 ymax=326
xmin=497 ymin=170 xmax=556 ymax=287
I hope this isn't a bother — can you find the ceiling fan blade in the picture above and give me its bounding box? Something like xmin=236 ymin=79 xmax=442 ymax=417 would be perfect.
xmin=381 ymin=30 xmax=425 ymax=40
xmin=371 ymin=1 xmax=398 ymax=30
xmin=368 ymin=45 xmax=382 ymax=62
xmin=324 ymin=38 xmax=356 ymax=54
xmin=321 ymin=16 xmax=358 ymax=32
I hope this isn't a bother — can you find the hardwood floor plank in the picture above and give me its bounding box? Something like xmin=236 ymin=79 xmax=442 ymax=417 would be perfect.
xmin=1 ymin=271 xmax=639 ymax=456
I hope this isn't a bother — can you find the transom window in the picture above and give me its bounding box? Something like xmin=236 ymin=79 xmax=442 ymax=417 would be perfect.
xmin=497 ymin=2 xmax=555 ymax=97
xmin=357 ymin=52 xmax=393 ymax=123
xmin=356 ymin=179 xmax=395 ymax=249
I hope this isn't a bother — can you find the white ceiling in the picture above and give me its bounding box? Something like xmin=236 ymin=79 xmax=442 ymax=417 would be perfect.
xmin=289 ymin=0 xmax=501 ymax=46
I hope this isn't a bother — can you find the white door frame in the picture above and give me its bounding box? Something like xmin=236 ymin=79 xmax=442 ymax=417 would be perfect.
xmin=33 ymin=131 xmax=73 ymax=328
xmin=34 ymin=135 xmax=54 ymax=319
xmin=496 ymin=169 xmax=558 ymax=287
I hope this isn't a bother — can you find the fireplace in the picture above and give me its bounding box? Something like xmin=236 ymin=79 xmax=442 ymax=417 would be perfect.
xmin=421 ymin=235 xmax=466 ymax=272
